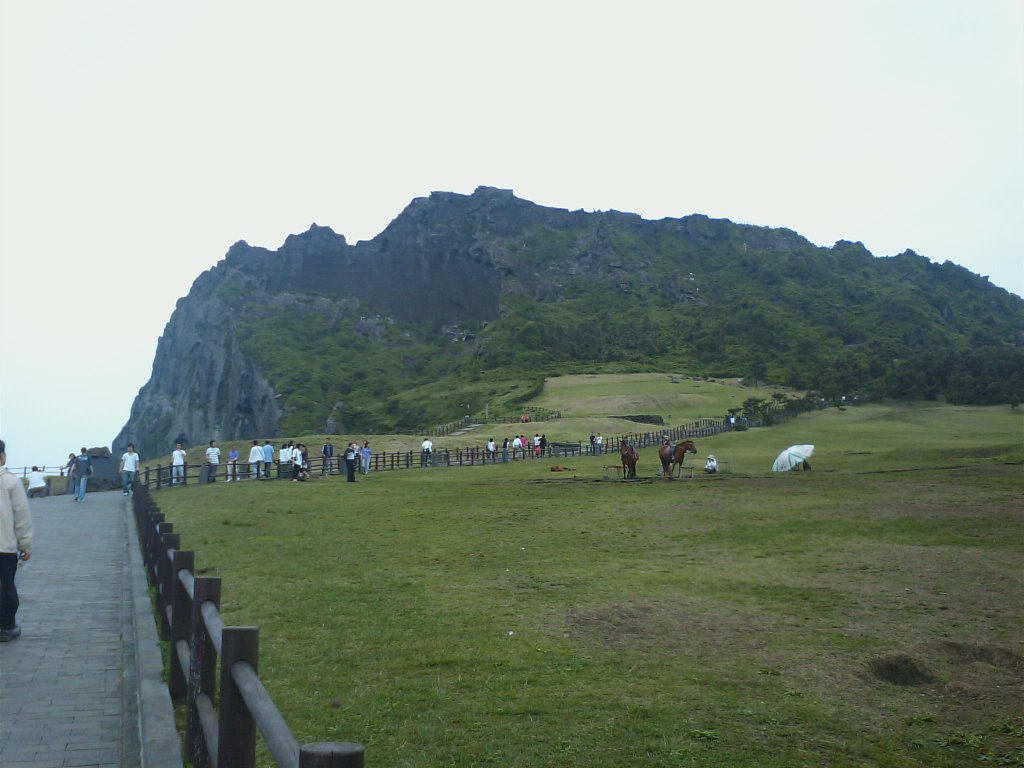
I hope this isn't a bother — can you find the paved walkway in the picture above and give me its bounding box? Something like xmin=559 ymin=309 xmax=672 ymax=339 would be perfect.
xmin=0 ymin=490 xmax=181 ymax=768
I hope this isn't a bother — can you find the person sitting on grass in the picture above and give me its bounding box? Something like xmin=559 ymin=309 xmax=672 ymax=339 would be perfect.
xmin=704 ymin=455 xmax=718 ymax=474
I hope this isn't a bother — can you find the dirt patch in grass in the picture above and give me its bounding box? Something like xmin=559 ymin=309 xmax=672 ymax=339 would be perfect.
xmin=565 ymin=599 xmax=765 ymax=653
xmin=933 ymin=641 xmax=1024 ymax=677
xmin=866 ymin=654 xmax=938 ymax=686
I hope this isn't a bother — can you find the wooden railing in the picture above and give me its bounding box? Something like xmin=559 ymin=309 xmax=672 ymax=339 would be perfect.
xmin=139 ymin=401 xmax=820 ymax=489
xmin=133 ymin=486 xmax=364 ymax=768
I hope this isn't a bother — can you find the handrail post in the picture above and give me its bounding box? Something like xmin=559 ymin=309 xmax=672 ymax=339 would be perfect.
xmin=219 ymin=627 xmax=259 ymax=768
xmin=148 ymin=517 xmax=167 ymax=584
xmin=169 ymin=549 xmax=194 ymax=700
xmin=300 ymin=742 xmax=365 ymax=767
xmin=187 ymin=577 xmax=221 ymax=768
xmin=159 ymin=531 xmax=180 ymax=638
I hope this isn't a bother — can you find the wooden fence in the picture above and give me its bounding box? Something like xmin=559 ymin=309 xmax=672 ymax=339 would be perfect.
xmin=139 ymin=401 xmax=814 ymax=490
xmin=133 ymin=486 xmax=365 ymax=767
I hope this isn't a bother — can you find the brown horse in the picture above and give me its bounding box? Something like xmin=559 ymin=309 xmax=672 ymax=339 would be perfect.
xmin=620 ymin=441 xmax=639 ymax=479
xmin=658 ymin=440 xmax=696 ymax=479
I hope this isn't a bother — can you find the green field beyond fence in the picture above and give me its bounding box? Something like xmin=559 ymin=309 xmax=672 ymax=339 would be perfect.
xmin=151 ymin=396 xmax=1023 ymax=767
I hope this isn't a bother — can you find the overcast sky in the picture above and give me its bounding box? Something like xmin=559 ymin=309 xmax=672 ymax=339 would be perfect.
xmin=1 ymin=0 xmax=1021 ymax=469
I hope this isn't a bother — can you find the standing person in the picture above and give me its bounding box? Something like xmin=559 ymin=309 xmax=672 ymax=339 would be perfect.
xmin=321 ymin=438 xmax=334 ymax=475
xmin=278 ymin=442 xmax=291 ymax=480
xmin=261 ymin=440 xmax=274 ymax=479
xmin=361 ymin=441 xmax=372 ymax=475
xmin=589 ymin=434 xmax=596 ymax=455
xmin=533 ymin=434 xmax=541 ymax=458
xmin=501 ymin=437 xmax=510 ymax=463
xmin=247 ymin=440 xmax=263 ymax=480
xmin=421 ymin=437 xmax=433 ymax=467
xmin=343 ymin=442 xmax=358 ymax=482
xmin=205 ymin=440 xmax=220 ymax=483
xmin=172 ymin=443 xmax=187 ymax=485
xmin=26 ymin=467 xmax=48 ymax=498
xmin=64 ymin=452 xmax=76 ymax=495
xmin=119 ymin=443 xmax=140 ymax=496
xmin=1 ymin=439 xmax=33 ymax=642
xmin=486 ymin=438 xmax=496 ymax=463
xmin=512 ymin=435 xmax=522 ymax=459
xmin=292 ymin=443 xmax=305 ymax=480
xmin=73 ymin=447 xmax=92 ymax=501
xmin=226 ymin=446 xmax=240 ymax=482
xmin=595 ymin=433 xmax=603 ymax=456
xmin=540 ymin=434 xmax=548 ymax=458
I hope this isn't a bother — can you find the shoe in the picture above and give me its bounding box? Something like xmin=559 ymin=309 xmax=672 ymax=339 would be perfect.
xmin=0 ymin=626 xmax=20 ymax=642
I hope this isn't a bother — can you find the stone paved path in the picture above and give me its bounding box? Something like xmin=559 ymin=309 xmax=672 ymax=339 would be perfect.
xmin=0 ymin=491 xmax=144 ymax=767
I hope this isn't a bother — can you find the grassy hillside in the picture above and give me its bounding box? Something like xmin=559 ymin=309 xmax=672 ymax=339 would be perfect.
xmin=149 ymin=387 xmax=1023 ymax=767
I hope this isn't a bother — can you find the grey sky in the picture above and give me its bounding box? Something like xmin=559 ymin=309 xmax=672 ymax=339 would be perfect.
xmin=1 ymin=0 xmax=1021 ymax=468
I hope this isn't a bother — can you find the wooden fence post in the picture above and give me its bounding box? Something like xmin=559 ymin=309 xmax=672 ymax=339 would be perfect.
xmin=169 ymin=549 xmax=193 ymax=700
xmin=158 ymin=531 xmax=180 ymax=639
xmin=219 ymin=627 xmax=259 ymax=768
xmin=187 ymin=577 xmax=221 ymax=768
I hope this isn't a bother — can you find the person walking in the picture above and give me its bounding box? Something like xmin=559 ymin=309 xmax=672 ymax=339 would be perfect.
xmin=205 ymin=440 xmax=220 ymax=483
xmin=321 ymin=438 xmax=334 ymax=475
xmin=119 ymin=443 xmax=140 ymax=496
xmin=73 ymin=447 xmax=92 ymax=501
xmin=247 ymin=440 xmax=263 ymax=480
xmin=361 ymin=441 xmax=372 ymax=475
xmin=0 ymin=439 xmax=33 ymax=642
xmin=172 ymin=442 xmax=187 ymax=485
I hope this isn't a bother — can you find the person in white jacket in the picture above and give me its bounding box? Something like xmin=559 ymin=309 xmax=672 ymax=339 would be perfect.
xmin=1 ymin=439 xmax=33 ymax=642
xmin=247 ymin=441 xmax=264 ymax=479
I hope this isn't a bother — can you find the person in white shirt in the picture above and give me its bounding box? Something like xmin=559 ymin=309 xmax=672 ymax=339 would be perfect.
xmin=486 ymin=438 xmax=496 ymax=463
xmin=205 ymin=441 xmax=220 ymax=483
xmin=120 ymin=444 xmax=140 ymax=496
xmin=278 ymin=442 xmax=294 ymax=479
xmin=512 ymin=435 xmax=523 ymax=459
xmin=595 ymin=433 xmax=603 ymax=455
xmin=26 ymin=467 xmax=48 ymax=498
xmin=247 ymin=441 xmax=264 ymax=479
xmin=421 ymin=438 xmax=433 ymax=467
xmin=704 ymin=454 xmax=718 ymax=474
xmin=172 ymin=443 xmax=187 ymax=485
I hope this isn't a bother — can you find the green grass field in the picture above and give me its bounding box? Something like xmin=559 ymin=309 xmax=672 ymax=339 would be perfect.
xmin=150 ymin=384 xmax=1023 ymax=767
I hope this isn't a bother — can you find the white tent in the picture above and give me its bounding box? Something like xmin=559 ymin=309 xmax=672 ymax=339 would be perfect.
xmin=771 ymin=444 xmax=815 ymax=472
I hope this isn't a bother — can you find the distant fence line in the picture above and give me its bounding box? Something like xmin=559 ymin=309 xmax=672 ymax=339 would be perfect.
xmin=132 ymin=485 xmax=365 ymax=767
xmin=424 ymin=406 xmax=562 ymax=438
xmin=139 ymin=402 xmax=816 ymax=490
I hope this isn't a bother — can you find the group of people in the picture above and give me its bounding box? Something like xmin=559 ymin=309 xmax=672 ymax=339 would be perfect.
xmin=179 ymin=437 xmax=374 ymax=486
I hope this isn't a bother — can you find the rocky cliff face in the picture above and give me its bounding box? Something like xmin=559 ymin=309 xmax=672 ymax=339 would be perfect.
xmin=114 ymin=186 xmax=1024 ymax=457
